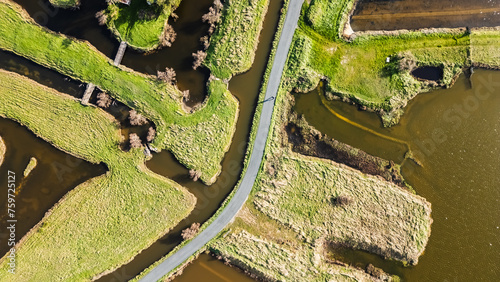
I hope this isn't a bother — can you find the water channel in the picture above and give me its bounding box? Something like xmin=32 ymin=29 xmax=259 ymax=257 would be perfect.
xmin=294 ymin=69 xmax=500 ymax=281
xmin=351 ymin=0 xmax=500 ymax=31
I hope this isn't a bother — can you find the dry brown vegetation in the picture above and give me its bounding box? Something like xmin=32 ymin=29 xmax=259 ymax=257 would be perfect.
xmin=160 ymin=24 xmax=177 ymax=47
xmin=188 ymin=169 xmax=202 ymax=182
xmin=96 ymin=91 xmax=112 ymax=108
xmin=146 ymin=127 xmax=156 ymax=143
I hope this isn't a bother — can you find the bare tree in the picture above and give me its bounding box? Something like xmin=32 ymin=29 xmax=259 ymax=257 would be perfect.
xmin=129 ymin=110 xmax=148 ymax=126
xmin=160 ymin=24 xmax=177 ymax=47
xmin=214 ymin=0 xmax=223 ymax=11
xmin=192 ymin=50 xmax=207 ymax=70
xmin=157 ymin=67 xmax=176 ymax=84
xmin=96 ymin=92 xmax=112 ymax=108
xmin=200 ymin=35 xmax=210 ymax=50
xmin=181 ymin=222 xmax=200 ymax=240
xmin=189 ymin=169 xmax=202 ymax=181
xmin=95 ymin=10 xmax=107 ymax=26
xmin=202 ymin=7 xmax=221 ymax=26
xmin=146 ymin=127 xmax=156 ymax=142
xmin=129 ymin=133 xmax=142 ymax=148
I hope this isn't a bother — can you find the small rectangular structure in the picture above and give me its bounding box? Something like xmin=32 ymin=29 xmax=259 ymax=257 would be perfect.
xmin=81 ymin=83 xmax=95 ymax=105
xmin=113 ymin=41 xmax=127 ymax=66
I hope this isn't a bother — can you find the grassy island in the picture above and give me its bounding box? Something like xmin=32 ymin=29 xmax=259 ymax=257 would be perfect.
xmin=209 ymin=81 xmax=432 ymax=280
xmin=0 ymin=69 xmax=196 ymax=280
xmin=105 ymin=0 xmax=181 ymax=51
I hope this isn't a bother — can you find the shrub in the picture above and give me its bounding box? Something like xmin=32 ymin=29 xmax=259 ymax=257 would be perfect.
xmin=189 ymin=169 xmax=202 ymax=181
xmin=192 ymin=50 xmax=207 ymax=70
xmin=146 ymin=127 xmax=156 ymax=142
xmin=157 ymin=67 xmax=176 ymax=84
xmin=181 ymin=222 xmax=200 ymax=240
xmin=332 ymin=195 xmax=352 ymax=207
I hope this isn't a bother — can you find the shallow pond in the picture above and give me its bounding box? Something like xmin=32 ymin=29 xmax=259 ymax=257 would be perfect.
xmin=294 ymin=69 xmax=500 ymax=281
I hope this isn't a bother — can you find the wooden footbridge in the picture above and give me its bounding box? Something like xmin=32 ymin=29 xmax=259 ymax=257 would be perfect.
xmin=113 ymin=41 xmax=127 ymax=66
xmin=82 ymin=41 xmax=127 ymax=104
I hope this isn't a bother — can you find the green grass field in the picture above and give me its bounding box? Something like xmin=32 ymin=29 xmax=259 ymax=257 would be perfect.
xmin=286 ymin=0 xmax=500 ymax=126
xmin=204 ymin=0 xmax=269 ymax=79
xmin=49 ymin=0 xmax=79 ymax=8
xmin=0 ymin=69 xmax=196 ymax=280
xmin=0 ymin=0 xmax=237 ymax=184
xmin=106 ymin=0 xmax=181 ymax=51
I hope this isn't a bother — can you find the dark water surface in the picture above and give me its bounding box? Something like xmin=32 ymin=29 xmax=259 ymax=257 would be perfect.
xmin=295 ymin=69 xmax=500 ymax=281
xmin=351 ymin=0 xmax=500 ymax=31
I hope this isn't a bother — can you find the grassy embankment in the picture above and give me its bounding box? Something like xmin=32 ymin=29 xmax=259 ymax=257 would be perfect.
xmin=0 ymin=0 xmax=237 ymax=185
xmin=287 ymin=0 xmax=500 ymax=126
xmin=0 ymin=69 xmax=196 ymax=281
xmin=204 ymin=0 xmax=269 ymax=79
xmin=48 ymin=0 xmax=79 ymax=8
xmin=105 ymin=0 xmax=181 ymax=51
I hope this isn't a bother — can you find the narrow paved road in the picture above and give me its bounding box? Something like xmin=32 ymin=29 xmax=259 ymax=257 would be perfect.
xmin=140 ymin=0 xmax=303 ymax=280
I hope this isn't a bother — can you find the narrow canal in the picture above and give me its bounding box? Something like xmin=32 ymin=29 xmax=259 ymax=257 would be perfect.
xmin=351 ymin=0 xmax=500 ymax=31
xmin=0 ymin=117 xmax=107 ymax=257
xmin=294 ymin=69 xmax=500 ymax=281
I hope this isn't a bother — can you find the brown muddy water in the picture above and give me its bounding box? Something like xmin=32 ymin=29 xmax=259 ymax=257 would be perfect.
xmin=351 ymin=0 xmax=500 ymax=31
xmin=294 ymin=69 xmax=500 ymax=281
xmin=173 ymin=254 xmax=255 ymax=282
xmin=0 ymin=118 xmax=107 ymax=257
xmin=100 ymin=0 xmax=284 ymax=279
